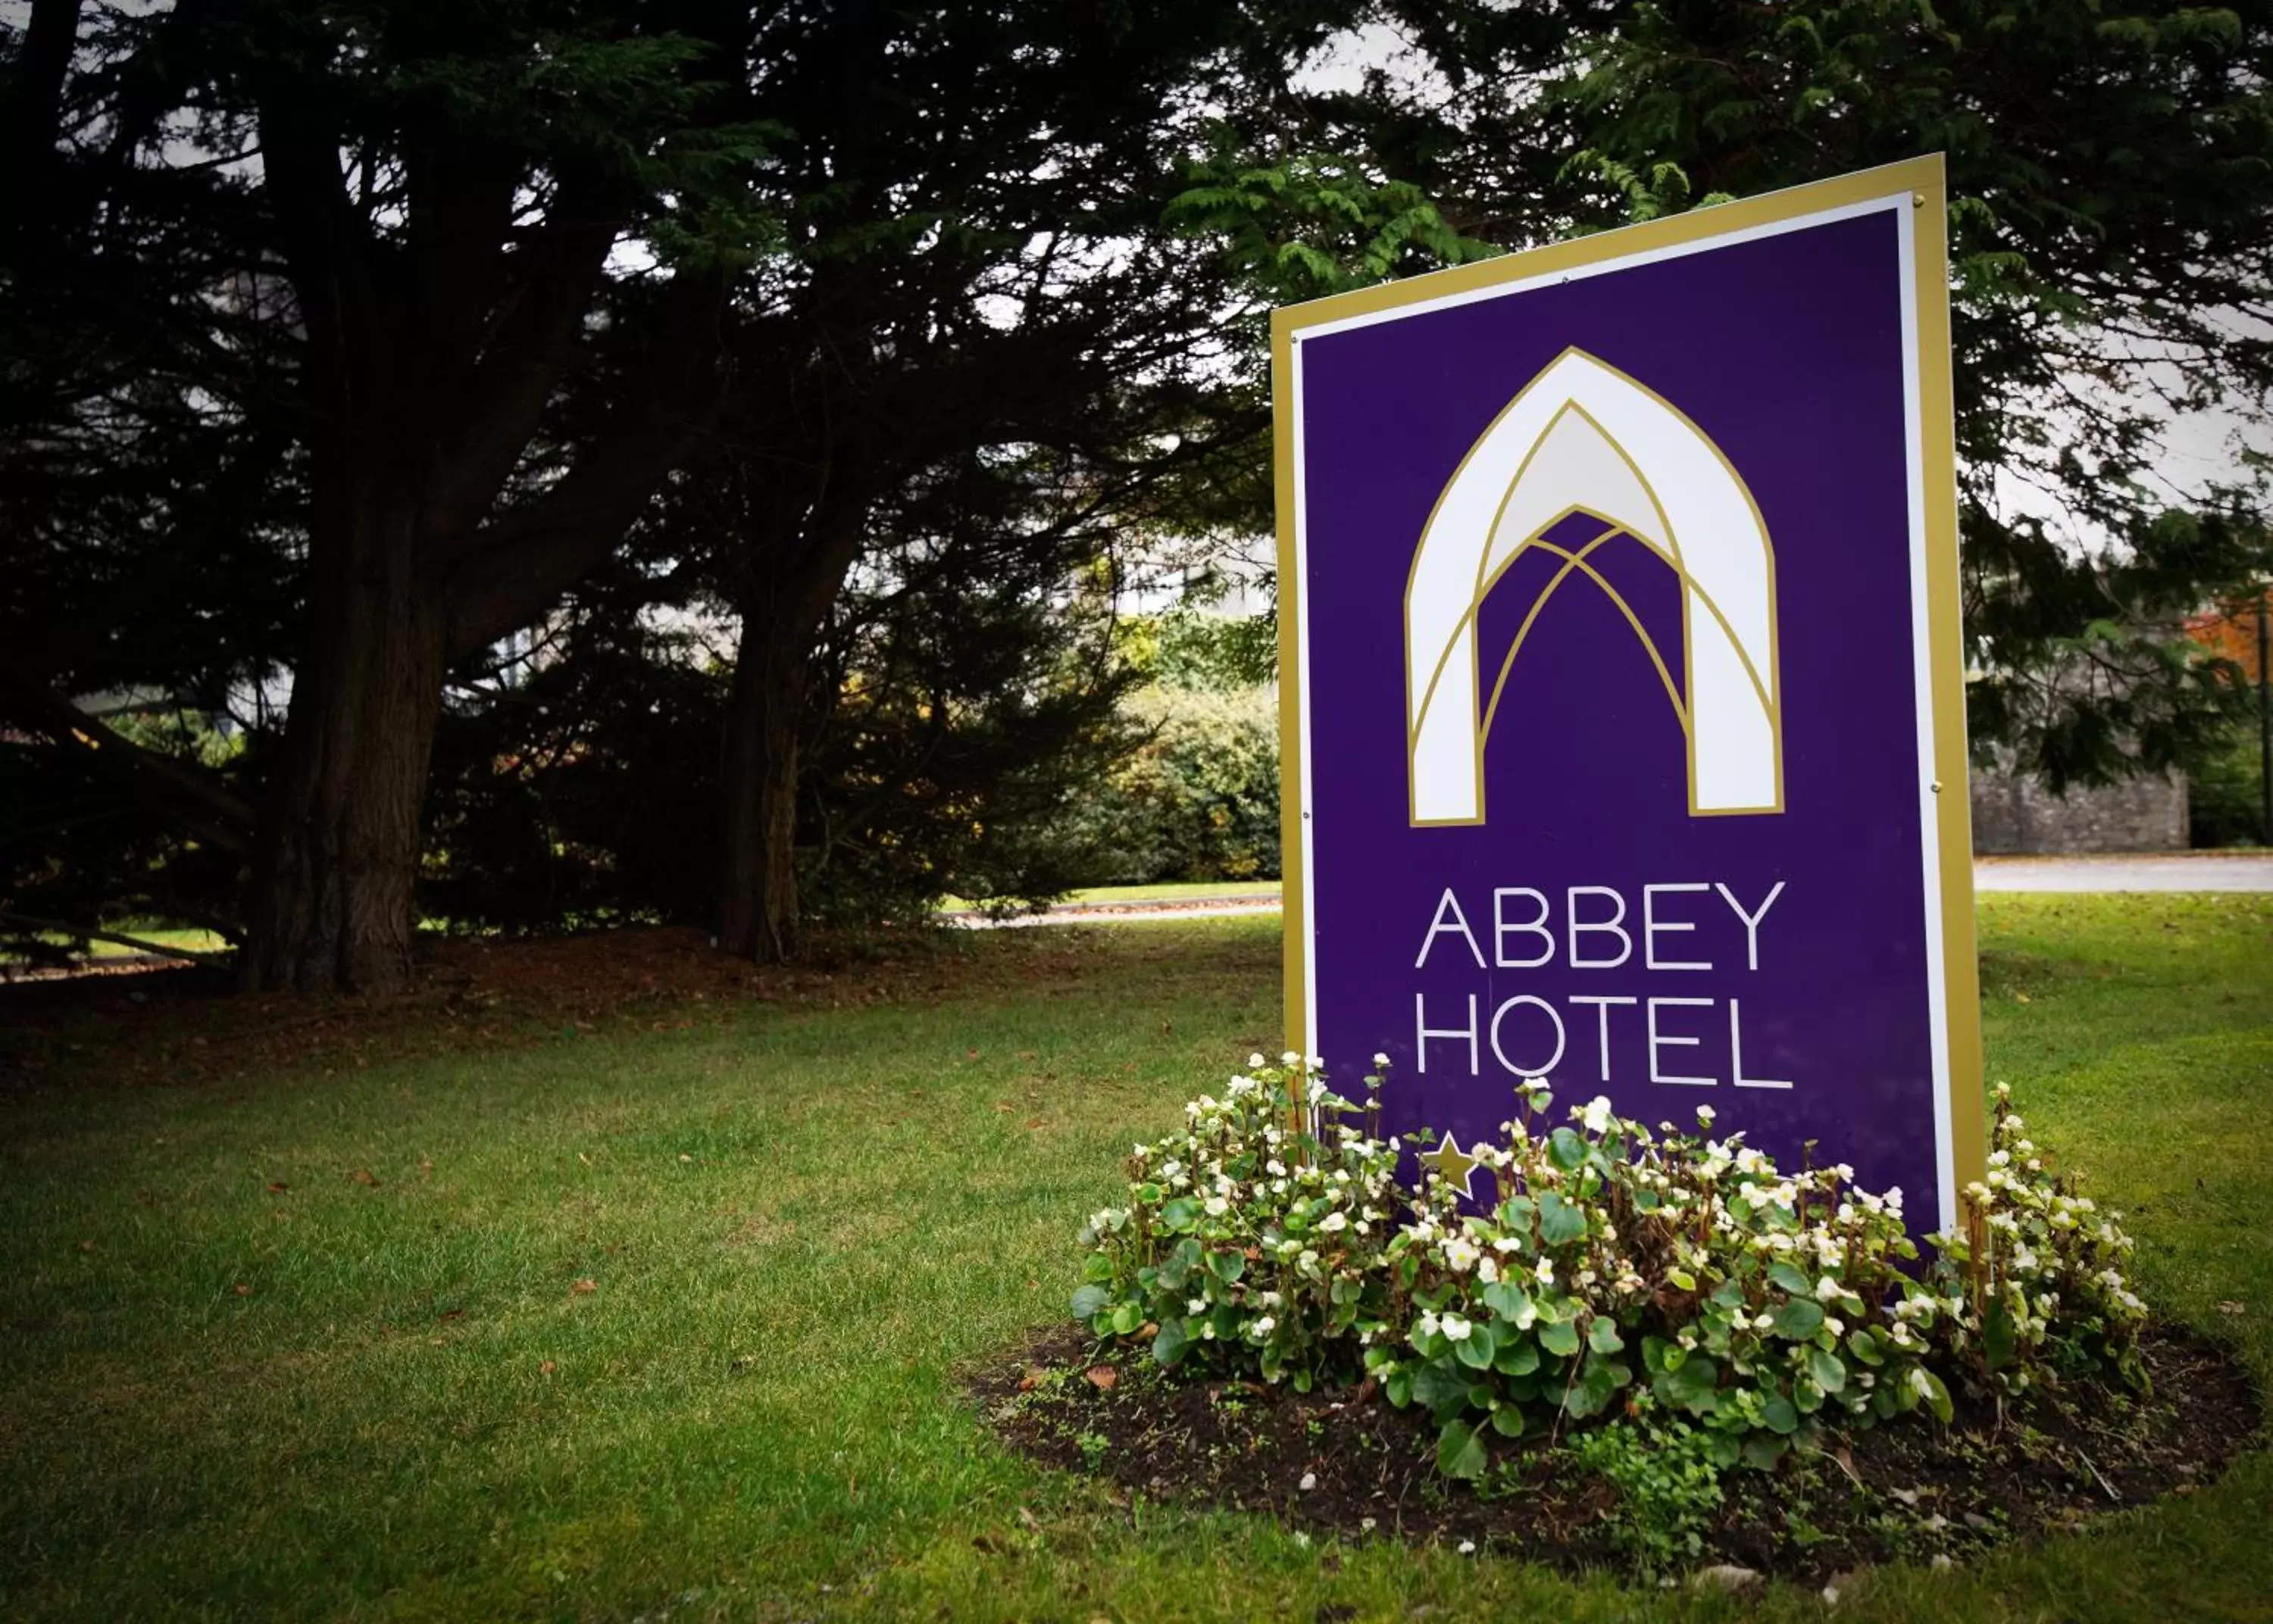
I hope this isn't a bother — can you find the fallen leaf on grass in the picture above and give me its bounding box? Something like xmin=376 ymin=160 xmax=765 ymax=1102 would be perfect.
xmin=2218 ymin=1301 xmax=2246 ymax=1315
xmin=1084 ymin=1366 xmax=1117 ymax=1391
xmin=351 ymin=1169 xmax=379 ymax=1187
xmin=1017 ymin=1506 xmax=1043 ymax=1532
xmin=571 ymin=1279 xmax=597 ymax=1295
xmin=266 ymin=1182 xmax=288 ymax=1194
xmin=540 ymin=1360 xmax=556 ymax=1376
xmin=439 ymin=1308 xmax=465 ymax=1323
xmin=232 ymin=1282 xmax=252 ymax=1296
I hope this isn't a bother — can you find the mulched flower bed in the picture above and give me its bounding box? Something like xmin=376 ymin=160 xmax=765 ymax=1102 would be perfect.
xmin=974 ymin=1320 xmax=2261 ymax=1585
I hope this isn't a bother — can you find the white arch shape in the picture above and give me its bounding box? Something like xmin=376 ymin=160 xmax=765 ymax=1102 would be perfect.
xmin=1405 ymin=348 xmax=1783 ymax=824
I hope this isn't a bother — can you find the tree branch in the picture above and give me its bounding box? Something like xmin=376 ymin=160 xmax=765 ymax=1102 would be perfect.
xmin=0 ymin=661 xmax=256 ymax=854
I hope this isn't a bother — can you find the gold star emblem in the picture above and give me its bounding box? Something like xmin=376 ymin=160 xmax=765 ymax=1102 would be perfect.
xmin=1418 ymin=1132 xmax=1483 ymax=1199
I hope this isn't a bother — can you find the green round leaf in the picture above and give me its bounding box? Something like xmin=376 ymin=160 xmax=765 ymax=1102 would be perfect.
xmin=1770 ymin=1298 xmax=1825 ymax=1340
xmin=1437 ymin=1419 xmax=1488 ymax=1480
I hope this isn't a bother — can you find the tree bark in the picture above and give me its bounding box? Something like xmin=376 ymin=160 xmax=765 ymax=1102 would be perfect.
xmin=717 ymin=492 xmax=871 ymax=963
xmin=718 ymin=607 xmax=811 ymax=963
xmin=241 ymin=491 xmax=448 ymax=993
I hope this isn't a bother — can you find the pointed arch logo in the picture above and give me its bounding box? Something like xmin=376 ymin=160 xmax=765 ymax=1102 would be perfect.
xmin=1405 ymin=348 xmax=1784 ymax=825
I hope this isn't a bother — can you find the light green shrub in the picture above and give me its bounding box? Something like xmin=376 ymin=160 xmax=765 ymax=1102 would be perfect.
xmin=1061 ymin=686 xmax=1280 ymax=885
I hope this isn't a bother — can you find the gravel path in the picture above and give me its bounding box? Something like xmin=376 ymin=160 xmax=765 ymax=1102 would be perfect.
xmin=958 ymin=854 xmax=2273 ymax=926
xmin=1972 ymin=854 xmax=2273 ymax=892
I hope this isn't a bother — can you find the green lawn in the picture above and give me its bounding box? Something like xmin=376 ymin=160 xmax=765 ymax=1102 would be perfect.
xmin=0 ymin=895 xmax=2268 ymax=1622
xmin=940 ymin=878 xmax=1283 ymax=911
xmin=9 ymin=926 xmax=230 ymax=966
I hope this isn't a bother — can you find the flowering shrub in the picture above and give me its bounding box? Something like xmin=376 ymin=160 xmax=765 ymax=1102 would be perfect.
xmin=1072 ymin=1051 xmax=1402 ymax=1391
xmin=1073 ymin=1057 xmax=2146 ymax=1478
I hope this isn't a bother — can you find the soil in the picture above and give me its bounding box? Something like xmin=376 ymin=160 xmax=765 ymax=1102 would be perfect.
xmin=974 ymin=1321 xmax=2262 ymax=1585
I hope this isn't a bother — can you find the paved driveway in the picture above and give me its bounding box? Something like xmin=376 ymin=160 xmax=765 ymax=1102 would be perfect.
xmin=1973 ymin=854 xmax=2273 ymax=892
xmin=955 ymin=854 xmax=2273 ymax=928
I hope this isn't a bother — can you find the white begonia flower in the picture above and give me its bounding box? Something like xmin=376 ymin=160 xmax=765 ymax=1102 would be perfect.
xmin=1249 ymin=1053 xmax=1268 ymax=1069
xmin=1251 ymin=1315 xmax=1276 ymax=1337
xmin=2006 ymin=1115 xmax=2024 ymax=1132
xmin=1535 ymin=1256 xmax=1555 ymax=1285
xmin=1752 ymin=1312 xmax=1775 ymax=1331
xmin=1824 ymin=1316 xmax=1844 ymax=1336
xmin=1417 ymin=1310 xmax=1441 ymax=1338
xmin=1815 ymin=1276 xmax=1843 ymax=1301
xmin=1266 ymin=1160 xmax=1287 ymax=1177
xmin=1478 ymin=1256 xmax=1499 ymax=1285
xmin=1188 ymin=1297 xmax=1208 ymax=1315
xmin=1204 ymin=1196 xmax=1228 ymax=1217
xmin=1440 ymin=1313 xmax=1474 ymax=1341
xmin=1696 ymin=1104 xmax=1716 ymax=1124
xmin=1281 ymin=1050 xmax=1302 ymax=1065
xmin=1372 ymin=1052 xmax=1391 ymax=1067
xmin=1443 ymin=1238 xmax=1478 ymax=1273
xmin=1580 ymin=1095 xmax=1615 ymax=1135
xmin=1321 ymin=1211 xmax=1349 ymax=1233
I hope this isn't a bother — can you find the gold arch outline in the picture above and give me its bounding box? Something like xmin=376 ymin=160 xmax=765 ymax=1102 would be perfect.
xmin=1476 ymin=529 xmax=1691 ymax=745
xmin=1407 ymin=489 xmax=1778 ymax=757
xmin=1400 ymin=353 xmax=1786 ymax=825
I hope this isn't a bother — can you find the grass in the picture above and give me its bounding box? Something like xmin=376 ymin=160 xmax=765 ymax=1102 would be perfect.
xmin=0 ymin=895 xmax=2268 ymax=1622
xmin=7 ymin=927 xmax=231 ymax=967
xmin=940 ymin=878 xmax=1283 ymax=910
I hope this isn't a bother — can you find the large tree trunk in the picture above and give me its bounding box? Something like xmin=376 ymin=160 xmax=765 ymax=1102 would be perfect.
xmin=717 ymin=490 xmax=871 ymax=963
xmin=241 ymin=492 xmax=446 ymax=995
xmin=718 ymin=607 xmax=810 ymax=963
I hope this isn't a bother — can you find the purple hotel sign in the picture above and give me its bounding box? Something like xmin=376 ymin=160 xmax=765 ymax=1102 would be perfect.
xmin=1272 ymin=158 xmax=1986 ymax=1233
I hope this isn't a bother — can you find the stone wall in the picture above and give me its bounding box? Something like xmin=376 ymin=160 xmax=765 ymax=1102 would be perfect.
xmin=1968 ymin=762 xmax=2190 ymax=855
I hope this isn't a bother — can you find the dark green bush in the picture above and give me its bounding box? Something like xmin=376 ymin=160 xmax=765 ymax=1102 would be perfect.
xmin=2190 ymin=718 xmax=2269 ymax=847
